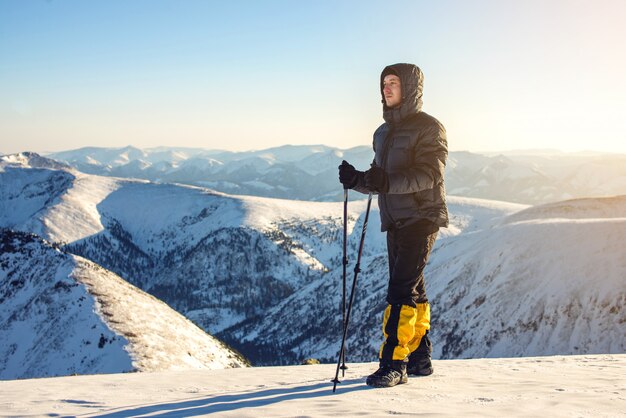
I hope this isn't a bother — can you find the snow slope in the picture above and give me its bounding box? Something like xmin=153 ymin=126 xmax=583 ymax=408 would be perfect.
xmin=223 ymin=195 xmax=626 ymax=364
xmin=0 ymin=229 xmax=247 ymax=380
xmin=0 ymin=153 xmax=119 ymax=243
xmin=427 ymin=195 xmax=626 ymax=359
xmin=0 ymin=355 xmax=623 ymax=417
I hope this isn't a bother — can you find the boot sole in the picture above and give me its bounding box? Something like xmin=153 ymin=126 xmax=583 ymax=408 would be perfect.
xmin=407 ymin=368 xmax=433 ymax=376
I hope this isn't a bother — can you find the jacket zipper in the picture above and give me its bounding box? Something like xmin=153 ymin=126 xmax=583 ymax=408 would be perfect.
xmin=380 ymin=126 xmax=396 ymax=227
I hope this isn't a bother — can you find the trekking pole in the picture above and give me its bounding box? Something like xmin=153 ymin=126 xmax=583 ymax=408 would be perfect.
xmin=340 ymin=187 xmax=349 ymax=377
xmin=332 ymin=192 xmax=373 ymax=392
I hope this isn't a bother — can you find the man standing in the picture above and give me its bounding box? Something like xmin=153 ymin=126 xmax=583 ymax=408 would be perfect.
xmin=338 ymin=63 xmax=448 ymax=388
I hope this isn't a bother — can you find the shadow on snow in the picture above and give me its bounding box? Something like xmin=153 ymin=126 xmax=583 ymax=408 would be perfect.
xmin=76 ymin=378 xmax=368 ymax=417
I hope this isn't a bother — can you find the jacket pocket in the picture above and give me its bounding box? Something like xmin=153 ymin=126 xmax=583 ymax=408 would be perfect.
xmin=387 ymin=136 xmax=411 ymax=169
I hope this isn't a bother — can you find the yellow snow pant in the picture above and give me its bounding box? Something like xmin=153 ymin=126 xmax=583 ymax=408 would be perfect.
xmin=379 ymin=302 xmax=430 ymax=361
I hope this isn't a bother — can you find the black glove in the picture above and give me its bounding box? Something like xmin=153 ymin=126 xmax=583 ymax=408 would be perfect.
xmin=364 ymin=165 xmax=389 ymax=193
xmin=338 ymin=160 xmax=359 ymax=189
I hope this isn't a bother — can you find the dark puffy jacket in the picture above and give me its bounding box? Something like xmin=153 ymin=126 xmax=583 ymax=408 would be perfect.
xmin=354 ymin=63 xmax=449 ymax=231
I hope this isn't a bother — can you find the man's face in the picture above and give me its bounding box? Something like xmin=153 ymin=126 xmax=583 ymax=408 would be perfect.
xmin=382 ymin=74 xmax=402 ymax=108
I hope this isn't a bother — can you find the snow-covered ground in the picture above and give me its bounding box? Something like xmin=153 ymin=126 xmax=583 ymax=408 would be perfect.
xmin=0 ymin=355 xmax=624 ymax=417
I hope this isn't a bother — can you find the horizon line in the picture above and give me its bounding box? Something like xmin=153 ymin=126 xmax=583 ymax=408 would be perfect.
xmin=3 ymin=145 xmax=625 ymax=157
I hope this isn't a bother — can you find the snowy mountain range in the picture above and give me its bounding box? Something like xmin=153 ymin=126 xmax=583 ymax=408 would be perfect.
xmin=0 ymin=228 xmax=247 ymax=380
xmin=1 ymin=152 xmax=624 ymax=378
xmin=46 ymin=145 xmax=626 ymax=204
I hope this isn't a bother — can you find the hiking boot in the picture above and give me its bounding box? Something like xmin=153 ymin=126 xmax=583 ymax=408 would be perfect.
xmin=407 ymin=352 xmax=433 ymax=376
xmin=407 ymin=333 xmax=433 ymax=376
xmin=365 ymin=360 xmax=408 ymax=388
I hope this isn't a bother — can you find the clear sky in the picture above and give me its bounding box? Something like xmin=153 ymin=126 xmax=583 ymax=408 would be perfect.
xmin=1 ymin=0 xmax=625 ymax=154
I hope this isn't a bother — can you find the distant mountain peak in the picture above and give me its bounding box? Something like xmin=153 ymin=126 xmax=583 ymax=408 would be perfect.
xmin=1 ymin=152 xmax=72 ymax=171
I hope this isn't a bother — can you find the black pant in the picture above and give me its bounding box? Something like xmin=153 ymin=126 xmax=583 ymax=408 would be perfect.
xmin=386 ymin=220 xmax=438 ymax=307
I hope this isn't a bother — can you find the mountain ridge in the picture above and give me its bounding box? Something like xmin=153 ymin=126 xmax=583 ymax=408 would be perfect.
xmin=0 ymin=228 xmax=247 ymax=380
xmin=32 ymin=146 xmax=626 ymax=204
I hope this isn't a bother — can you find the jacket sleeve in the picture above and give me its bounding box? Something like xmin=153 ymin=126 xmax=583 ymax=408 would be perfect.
xmin=387 ymin=119 xmax=447 ymax=194
xmin=352 ymin=159 xmax=376 ymax=195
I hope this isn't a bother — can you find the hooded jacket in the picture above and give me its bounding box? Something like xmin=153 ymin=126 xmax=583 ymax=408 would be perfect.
xmin=354 ymin=63 xmax=449 ymax=231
